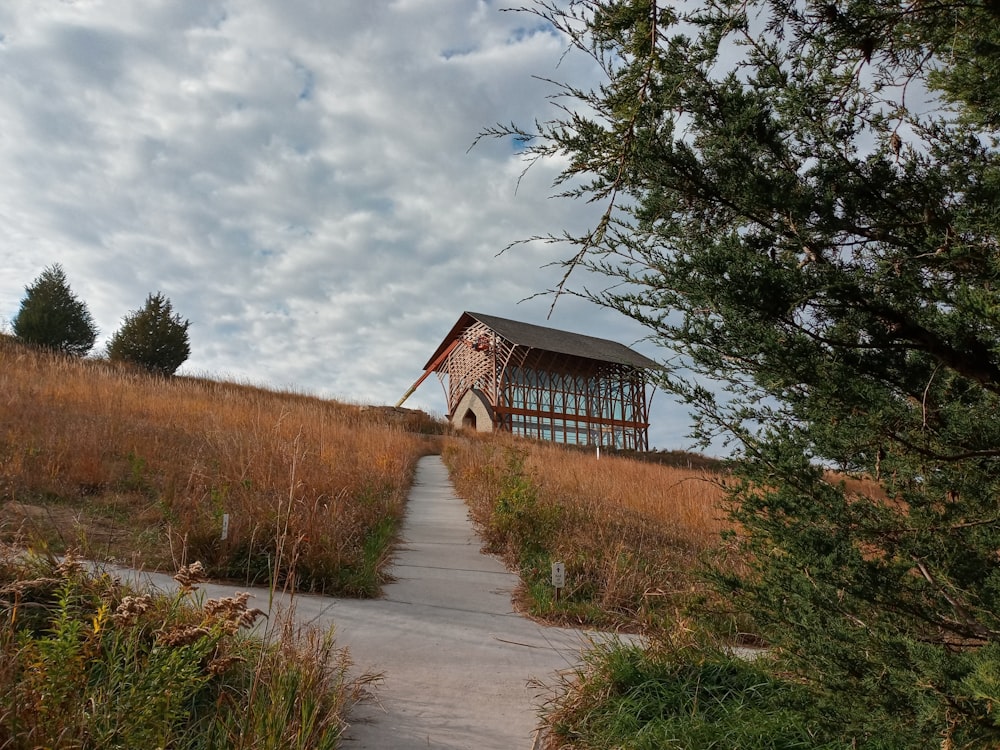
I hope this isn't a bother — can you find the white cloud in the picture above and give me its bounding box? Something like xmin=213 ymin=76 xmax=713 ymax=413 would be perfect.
xmin=0 ymin=0 xmax=706 ymax=451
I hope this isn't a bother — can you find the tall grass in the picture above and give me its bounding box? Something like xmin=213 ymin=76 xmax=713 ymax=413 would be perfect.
xmin=539 ymin=638 xmax=862 ymax=750
xmin=442 ymin=434 xmax=742 ymax=630
xmin=442 ymin=436 xmax=881 ymax=749
xmin=0 ymin=547 xmax=370 ymax=749
xmin=0 ymin=336 xmax=439 ymax=594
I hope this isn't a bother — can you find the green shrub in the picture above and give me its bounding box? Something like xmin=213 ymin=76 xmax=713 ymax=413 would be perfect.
xmin=106 ymin=292 xmax=190 ymax=376
xmin=490 ymin=449 xmax=561 ymax=559
xmin=544 ymin=639 xmax=914 ymax=750
xmin=0 ymin=548 xmax=361 ymax=749
xmin=12 ymin=264 xmax=97 ymax=356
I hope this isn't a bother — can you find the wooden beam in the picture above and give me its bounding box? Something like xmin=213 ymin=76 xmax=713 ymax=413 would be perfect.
xmin=493 ymin=404 xmax=649 ymax=430
xmin=396 ymin=339 xmax=459 ymax=408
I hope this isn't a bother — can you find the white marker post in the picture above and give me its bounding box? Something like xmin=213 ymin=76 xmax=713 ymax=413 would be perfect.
xmin=551 ymin=561 xmax=566 ymax=602
xmin=221 ymin=513 xmax=230 ymax=541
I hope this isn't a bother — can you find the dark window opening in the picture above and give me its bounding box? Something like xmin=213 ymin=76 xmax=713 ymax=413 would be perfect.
xmin=462 ymin=409 xmax=477 ymax=430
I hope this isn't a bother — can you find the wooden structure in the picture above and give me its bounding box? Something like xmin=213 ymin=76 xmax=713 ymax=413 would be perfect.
xmin=400 ymin=311 xmax=656 ymax=450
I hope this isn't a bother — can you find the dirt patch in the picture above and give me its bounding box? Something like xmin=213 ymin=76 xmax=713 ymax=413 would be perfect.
xmin=0 ymin=500 xmax=139 ymax=559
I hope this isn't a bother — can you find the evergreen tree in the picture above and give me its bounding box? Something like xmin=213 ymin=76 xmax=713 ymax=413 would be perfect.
xmin=12 ymin=264 xmax=97 ymax=356
xmin=107 ymin=292 xmax=190 ymax=376
xmin=492 ymin=0 xmax=1000 ymax=744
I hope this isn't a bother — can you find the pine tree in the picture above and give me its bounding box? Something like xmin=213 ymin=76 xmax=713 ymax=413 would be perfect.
xmin=107 ymin=292 xmax=190 ymax=376
xmin=12 ymin=264 xmax=97 ymax=356
xmin=492 ymin=0 xmax=1000 ymax=744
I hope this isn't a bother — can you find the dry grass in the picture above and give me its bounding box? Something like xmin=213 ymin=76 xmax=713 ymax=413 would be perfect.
xmin=443 ymin=433 xmax=741 ymax=631
xmin=528 ymin=445 xmax=730 ymax=550
xmin=0 ymin=335 xmax=439 ymax=594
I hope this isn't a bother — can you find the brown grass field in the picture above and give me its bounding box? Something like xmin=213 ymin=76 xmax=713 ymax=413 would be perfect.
xmin=1 ymin=332 xmax=738 ymax=623
xmin=443 ymin=434 xmax=740 ymax=630
xmin=2 ymin=333 xmax=918 ymax=750
xmin=0 ymin=335 xmax=439 ymax=594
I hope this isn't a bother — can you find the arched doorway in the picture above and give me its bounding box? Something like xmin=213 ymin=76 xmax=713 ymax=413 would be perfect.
xmin=462 ymin=408 xmax=477 ymax=430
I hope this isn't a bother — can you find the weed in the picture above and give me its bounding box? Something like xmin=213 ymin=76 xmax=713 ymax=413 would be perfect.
xmin=122 ymin=451 xmax=149 ymax=494
xmin=0 ymin=546 xmax=368 ymax=750
xmin=490 ymin=449 xmax=561 ymax=559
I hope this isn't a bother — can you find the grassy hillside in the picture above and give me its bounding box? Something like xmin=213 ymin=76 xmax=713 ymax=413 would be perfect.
xmin=0 ymin=334 xmax=439 ymax=595
xmin=1 ymin=334 xmax=761 ymax=749
xmin=2 ymin=334 xmax=740 ymax=618
xmin=443 ymin=434 xmax=742 ymax=632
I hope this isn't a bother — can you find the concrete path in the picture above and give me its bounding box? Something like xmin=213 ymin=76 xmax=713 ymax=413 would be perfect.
xmin=119 ymin=455 xmax=620 ymax=749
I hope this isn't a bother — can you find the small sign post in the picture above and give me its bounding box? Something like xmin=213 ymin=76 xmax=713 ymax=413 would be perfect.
xmin=551 ymin=561 xmax=566 ymax=601
xmin=221 ymin=513 xmax=230 ymax=541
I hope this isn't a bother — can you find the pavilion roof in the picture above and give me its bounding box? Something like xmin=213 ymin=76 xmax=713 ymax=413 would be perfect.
xmin=423 ymin=311 xmax=659 ymax=371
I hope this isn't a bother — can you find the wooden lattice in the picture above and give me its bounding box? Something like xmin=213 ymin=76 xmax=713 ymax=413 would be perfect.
xmin=434 ymin=320 xmax=651 ymax=451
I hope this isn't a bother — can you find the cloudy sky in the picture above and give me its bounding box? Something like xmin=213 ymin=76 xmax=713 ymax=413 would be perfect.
xmin=0 ymin=0 xmax=702 ymax=451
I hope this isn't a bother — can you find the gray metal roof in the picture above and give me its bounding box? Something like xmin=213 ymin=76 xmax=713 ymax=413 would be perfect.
xmin=423 ymin=311 xmax=659 ymax=370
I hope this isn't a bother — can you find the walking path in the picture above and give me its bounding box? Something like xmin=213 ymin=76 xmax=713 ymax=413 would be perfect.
xmin=123 ymin=455 xmax=623 ymax=749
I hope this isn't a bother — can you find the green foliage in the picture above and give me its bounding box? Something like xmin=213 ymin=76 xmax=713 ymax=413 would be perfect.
xmin=0 ymin=550 xmax=354 ymax=749
xmin=482 ymin=451 xmax=568 ymax=609
xmin=1 ymin=562 xmax=218 ymax=748
xmin=12 ymin=264 xmax=97 ymax=356
xmin=120 ymin=450 xmax=150 ymax=493
xmin=200 ymin=628 xmax=357 ymax=750
xmin=107 ymin=291 xmax=190 ymax=375
xmin=546 ymin=640 xmax=913 ymax=749
xmin=494 ymin=0 xmax=1000 ymax=744
xmin=325 ymin=516 xmax=398 ymax=597
xmin=490 ymin=449 xmax=561 ymax=558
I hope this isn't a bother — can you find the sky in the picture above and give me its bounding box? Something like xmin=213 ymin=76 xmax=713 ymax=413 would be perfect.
xmin=0 ymin=0 xmax=704 ymax=452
